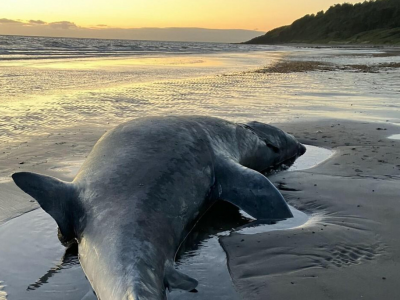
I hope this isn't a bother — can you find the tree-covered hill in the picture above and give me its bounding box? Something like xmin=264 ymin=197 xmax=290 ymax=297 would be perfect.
xmin=245 ymin=0 xmax=400 ymax=45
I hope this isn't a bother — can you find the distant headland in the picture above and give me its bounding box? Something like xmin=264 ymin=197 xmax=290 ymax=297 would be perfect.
xmin=245 ymin=0 xmax=400 ymax=45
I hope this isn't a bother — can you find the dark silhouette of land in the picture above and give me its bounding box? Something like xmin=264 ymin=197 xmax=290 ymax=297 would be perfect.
xmin=245 ymin=0 xmax=400 ymax=45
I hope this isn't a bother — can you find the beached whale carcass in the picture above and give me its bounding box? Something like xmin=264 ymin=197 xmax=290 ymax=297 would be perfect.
xmin=12 ymin=116 xmax=306 ymax=300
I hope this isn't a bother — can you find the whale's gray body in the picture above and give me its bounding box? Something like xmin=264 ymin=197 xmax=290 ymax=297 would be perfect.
xmin=12 ymin=116 xmax=306 ymax=300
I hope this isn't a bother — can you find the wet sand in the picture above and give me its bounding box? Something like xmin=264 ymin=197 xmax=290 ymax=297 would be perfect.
xmin=221 ymin=119 xmax=400 ymax=300
xmin=0 ymin=126 xmax=104 ymax=224
xmin=255 ymin=60 xmax=400 ymax=73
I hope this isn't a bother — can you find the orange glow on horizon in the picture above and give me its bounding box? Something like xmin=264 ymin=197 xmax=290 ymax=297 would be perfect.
xmin=1 ymin=0 xmax=363 ymax=32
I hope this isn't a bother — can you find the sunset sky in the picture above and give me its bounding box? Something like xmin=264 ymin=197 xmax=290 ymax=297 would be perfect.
xmin=0 ymin=0 xmax=362 ymax=41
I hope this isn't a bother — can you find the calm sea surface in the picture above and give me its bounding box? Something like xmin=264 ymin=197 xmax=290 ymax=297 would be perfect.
xmin=0 ymin=35 xmax=271 ymax=60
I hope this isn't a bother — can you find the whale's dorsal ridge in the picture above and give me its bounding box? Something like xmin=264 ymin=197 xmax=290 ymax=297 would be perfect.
xmin=215 ymin=159 xmax=293 ymax=220
xmin=12 ymin=172 xmax=79 ymax=243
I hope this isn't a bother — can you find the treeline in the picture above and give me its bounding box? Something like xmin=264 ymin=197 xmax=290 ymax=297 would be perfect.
xmin=246 ymin=0 xmax=400 ymax=44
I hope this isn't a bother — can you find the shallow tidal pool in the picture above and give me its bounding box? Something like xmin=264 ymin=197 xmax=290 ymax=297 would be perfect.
xmin=388 ymin=134 xmax=400 ymax=140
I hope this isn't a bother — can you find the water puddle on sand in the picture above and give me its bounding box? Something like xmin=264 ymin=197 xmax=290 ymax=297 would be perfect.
xmin=0 ymin=209 xmax=88 ymax=300
xmin=288 ymin=145 xmax=333 ymax=171
xmin=0 ymin=145 xmax=332 ymax=300
xmin=388 ymin=134 xmax=400 ymax=140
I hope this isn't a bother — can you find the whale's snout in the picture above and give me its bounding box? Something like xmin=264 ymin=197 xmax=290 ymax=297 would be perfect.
xmin=298 ymin=143 xmax=306 ymax=156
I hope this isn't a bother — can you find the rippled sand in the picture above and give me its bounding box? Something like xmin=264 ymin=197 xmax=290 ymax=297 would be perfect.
xmin=1 ymin=47 xmax=400 ymax=147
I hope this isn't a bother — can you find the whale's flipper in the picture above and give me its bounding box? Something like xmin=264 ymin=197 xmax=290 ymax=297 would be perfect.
xmin=164 ymin=265 xmax=198 ymax=291
xmin=215 ymin=159 xmax=293 ymax=220
xmin=12 ymin=172 xmax=79 ymax=242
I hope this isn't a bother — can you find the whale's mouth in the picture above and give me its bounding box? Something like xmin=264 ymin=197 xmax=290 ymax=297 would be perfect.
xmin=278 ymin=154 xmax=299 ymax=168
xmin=262 ymin=154 xmax=298 ymax=175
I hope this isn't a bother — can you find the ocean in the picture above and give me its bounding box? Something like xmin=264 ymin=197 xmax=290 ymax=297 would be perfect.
xmin=0 ymin=35 xmax=271 ymax=60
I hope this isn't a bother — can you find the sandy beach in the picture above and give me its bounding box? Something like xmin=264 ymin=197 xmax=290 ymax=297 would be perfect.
xmin=0 ymin=38 xmax=399 ymax=300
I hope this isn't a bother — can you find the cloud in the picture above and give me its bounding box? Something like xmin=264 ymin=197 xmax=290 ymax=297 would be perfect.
xmin=29 ymin=20 xmax=47 ymax=25
xmin=48 ymin=21 xmax=78 ymax=30
xmin=0 ymin=17 xmax=263 ymax=42
xmin=0 ymin=18 xmax=23 ymax=24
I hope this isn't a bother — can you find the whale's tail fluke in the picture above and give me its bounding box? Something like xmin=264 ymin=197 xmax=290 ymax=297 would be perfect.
xmin=12 ymin=172 xmax=80 ymax=244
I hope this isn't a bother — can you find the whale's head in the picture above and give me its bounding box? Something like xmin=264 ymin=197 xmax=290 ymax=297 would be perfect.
xmin=244 ymin=121 xmax=306 ymax=171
